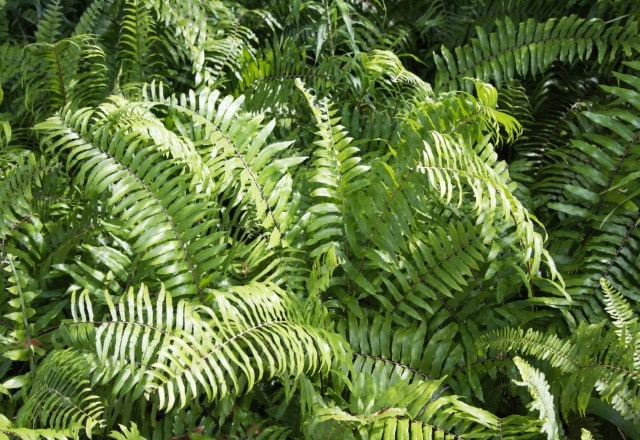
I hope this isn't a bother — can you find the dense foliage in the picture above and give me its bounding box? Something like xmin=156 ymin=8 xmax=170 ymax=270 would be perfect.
xmin=1 ymin=0 xmax=639 ymax=438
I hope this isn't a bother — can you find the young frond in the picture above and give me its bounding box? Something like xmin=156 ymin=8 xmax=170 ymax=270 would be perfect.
xmin=600 ymin=278 xmax=639 ymax=343
xmin=512 ymin=356 xmax=564 ymax=440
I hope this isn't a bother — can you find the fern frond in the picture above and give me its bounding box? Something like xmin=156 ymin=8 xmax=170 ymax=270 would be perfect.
xmin=600 ymin=278 xmax=639 ymax=344
xmin=35 ymin=100 xmax=223 ymax=297
xmin=234 ymin=37 xmax=312 ymax=116
xmin=17 ymin=349 xmax=105 ymax=436
xmin=0 ymin=152 xmax=49 ymax=236
xmin=512 ymin=356 xmax=564 ymax=440
xmin=22 ymin=36 xmax=108 ymax=119
xmin=34 ymin=0 xmax=64 ymax=43
xmin=144 ymin=0 xmax=208 ymax=83
xmin=296 ymin=79 xmax=369 ymax=296
xmin=361 ymin=49 xmax=432 ymax=99
xmin=73 ymin=0 xmax=118 ymax=37
xmin=306 ymin=375 xmax=503 ymax=439
xmin=63 ymin=283 xmax=348 ymax=413
xmin=0 ymin=413 xmax=73 ymax=439
xmin=143 ymin=84 xmax=304 ymax=252
xmin=480 ymin=322 xmax=640 ymax=422
xmin=117 ymin=0 xmax=162 ymax=88
xmin=434 ymin=15 xmax=640 ymax=91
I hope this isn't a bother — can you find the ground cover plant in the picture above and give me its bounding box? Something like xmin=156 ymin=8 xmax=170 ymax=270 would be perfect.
xmin=1 ymin=0 xmax=640 ymax=438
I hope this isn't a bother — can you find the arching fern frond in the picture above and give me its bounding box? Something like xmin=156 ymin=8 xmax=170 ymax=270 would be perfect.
xmin=22 ymin=35 xmax=108 ymax=119
xmin=361 ymin=49 xmax=432 ymax=99
xmin=17 ymin=349 xmax=105 ymax=437
xmin=305 ymin=378 xmax=503 ymax=439
xmin=35 ymin=100 xmax=223 ymax=297
xmin=434 ymin=15 xmax=640 ymax=91
xmin=62 ymin=283 xmax=348 ymax=414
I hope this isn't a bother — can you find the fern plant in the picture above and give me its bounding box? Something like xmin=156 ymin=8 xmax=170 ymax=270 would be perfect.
xmin=1 ymin=0 xmax=640 ymax=439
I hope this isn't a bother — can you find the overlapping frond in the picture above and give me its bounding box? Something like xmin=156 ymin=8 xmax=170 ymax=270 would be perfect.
xmin=73 ymin=0 xmax=118 ymax=37
xmin=0 ymin=413 xmax=73 ymax=440
xmin=62 ymin=283 xmax=347 ymax=413
xmin=480 ymin=321 xmax=640 ymax=426
xmin=35 ymin=100 xmax=223 ymax=297
xmin=528 ymin=61 xmax=640 ymax=323
xmin=3 ymin=0 xmax=639 ymax=438
xmin=143 ymin=83 xmax=305 ymax=282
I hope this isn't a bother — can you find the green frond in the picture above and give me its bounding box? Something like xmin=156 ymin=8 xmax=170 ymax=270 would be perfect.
xmin=361 ymin=49 xmax=432 ymax=99
xmin=0 ymin=152 xmax=50 ymax=236
xmin=204 ymin=17 xmax=257 ymax=87
xmin=512 ymin=356 xmax=563 ymax=440
xmin=73 ymin=0 xmax=118 ymax=37
xmin=35 ymin=100 xmax=223 ymax=297
xmin=17 ymin=349 xmax=105 ymax=436
xmin=296 ymin=79 xmax=369 ymax=295
xmin=480 ymin=322 xmax=640 ymax=426
xmin=117 ymin=0 xmax=163 ymax=88
xmin=108 ymin=422 xmax=146 ymax=440
xmin=527 ymin=61 xmax=640 ymax=324
xmin=62 ymin=283 xmax=348 ymax=414
xmin=341 ymin=315 xmax=435 ymax=388
xmin=306 ymin=371 xmax=504 ymax=439
xmin=143 ymin=84 xmax=304 ymax=252
xmin=144 ymin=0 xmax=209 ymax=83
xmin=0 ymin=413 xmax=73 ymax=440
xmin=34 ymin=0 xmax=64 ymax=43
xmin=22 ymin=35 xmax=108 ymax=119
xmin=434 ymin=15 xmax=640 ymax=91
xmin=415 ymin=126 xmax=549 ymax=286
xmin=234 ymin=37 xmax=311 ymax=116
xmin=367 ymin=219 xmax=489 ymax=323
